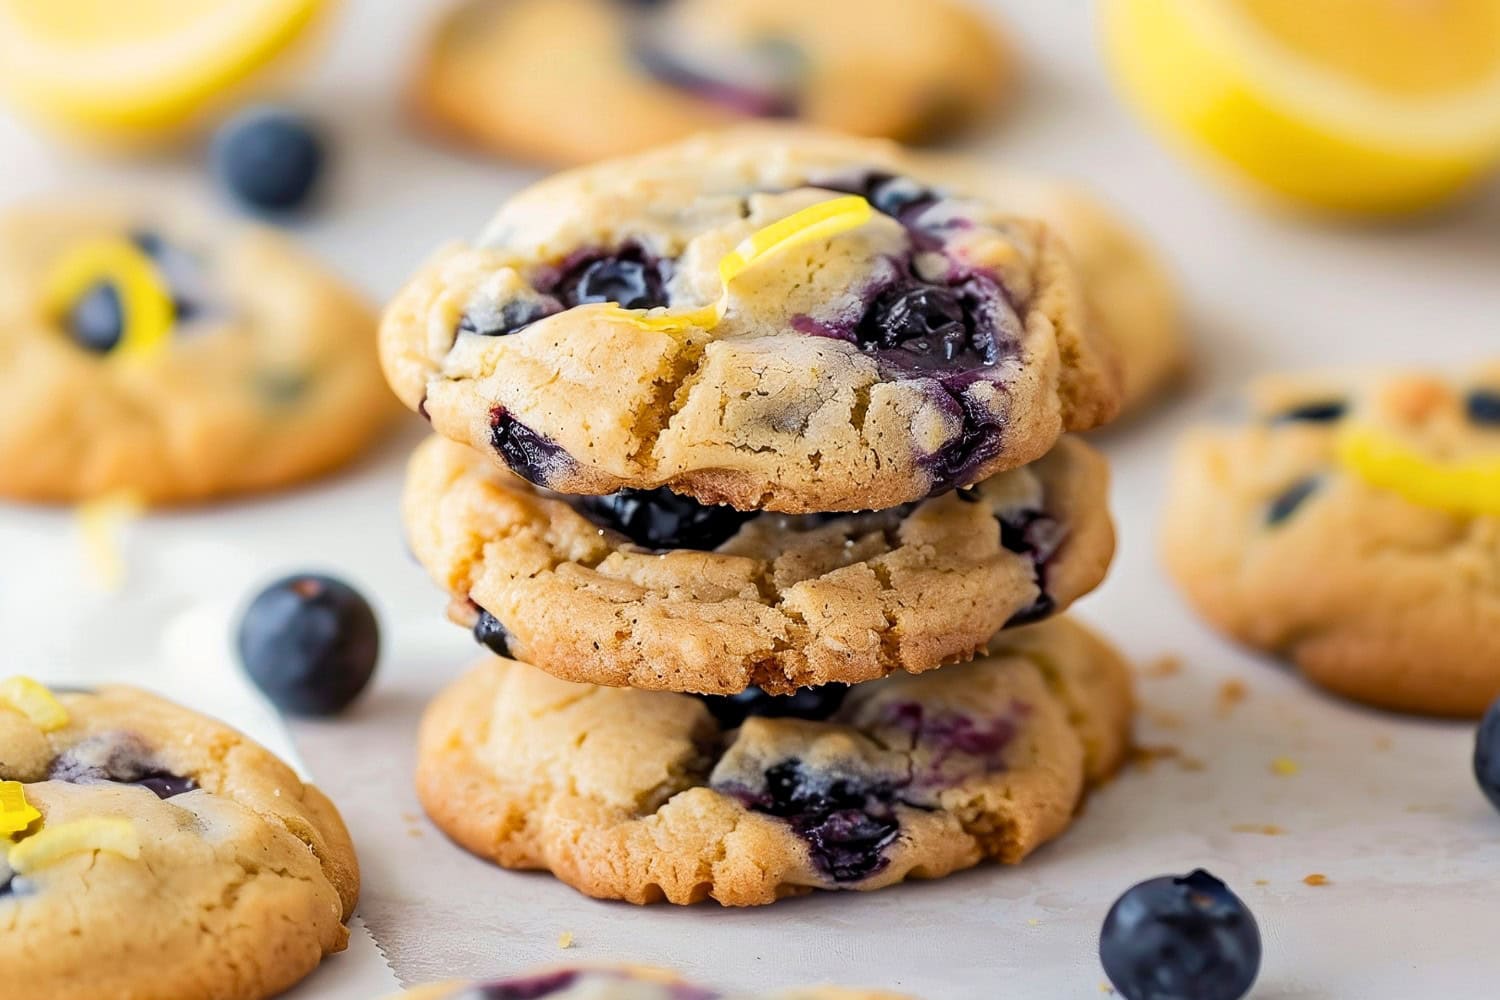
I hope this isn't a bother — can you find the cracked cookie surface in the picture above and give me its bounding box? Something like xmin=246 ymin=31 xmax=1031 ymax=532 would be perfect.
xmin=403 ymin=433 xmax=1113 ymax=694
xmin=381 ymin=128 xmax=1120 ymax=514
xmin=398 ymin=965 xmax=913 ymax=999
xmin=1163 ymin=368 xmax=1500 ymax=716
xmin=410 ymin=0 xmax=1014 ymax=166
xmin=414 ymin=616 xmax=1132 ymax=906
xmin=1 ymin=682 xmax=359 ymax=1000
xmin=0 ymin=198 xmax=395 ymax=504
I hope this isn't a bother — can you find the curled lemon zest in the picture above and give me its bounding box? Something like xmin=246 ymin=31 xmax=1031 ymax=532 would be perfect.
xmin=0 ymin=677 xmax=69 ymax=732
xmin=8 ymin=818 xmax=140 ymax=873
xmin=0 ymin=782 xmax=41 ymax=837
xmin=75 ymin=488 xmax=145 ymax=592
xmin=585 ymin=194 xmax=875 ymax=334
xmin=44 ymin=236 xmax=175 ymax=360
xmin=1336 ymin=425 xmax=1500 ymax=518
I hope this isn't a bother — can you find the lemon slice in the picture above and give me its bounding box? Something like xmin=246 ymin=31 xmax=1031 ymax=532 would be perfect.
xmin=0 ymin=0 xmax=328 ymax=139
xmin=1102 ymin=0 xmax=1500 ymax=215
xmin=1337 ymin=424 xmax=1500 ymax=517
xmin=0 ymin=677 xmax=69 ymax=732
xmin=8 ymin=818 xmax=140 ymax=873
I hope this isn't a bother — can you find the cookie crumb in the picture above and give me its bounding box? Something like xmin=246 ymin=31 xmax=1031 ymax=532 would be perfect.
xmin=1147 ymin=708 xmax=1184 ymax=730
xmin=1026 ymin=918 xmax=1039 ymax=927
xmin=1253 ymin=879 xmax=1269 ymax=886
xmin=1099 ymin=983 xmax=1116 ymax=994
xmin=1231 ymin=823 xmax=1285 ymax=836
xmin=1270 ymin=756 xmax=1300 ymax=776
xmin=1374 ymin=735 xmax=1393 ymax=751
xmin=1142 ymin=655 xmax=1182 ymax=678
xmin=1216 ymin=679 xmax=1248 ymax=715
xmin=558 ymin=931 xmax=574 ymax=949
xmin=1303 ymin=873 xmax=1329 ymax=887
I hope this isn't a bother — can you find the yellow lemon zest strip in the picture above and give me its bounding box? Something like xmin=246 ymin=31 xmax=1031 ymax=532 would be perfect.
xmin=43 ymin=237 xmax=175 ymax=360
xmin=587 ymin=194 xmax=874 ymax=334
xmin=76 ymin=488 xmax=146 ymax=592
xmin=8 ymin=818 xmax=140 ymax=874
xmin=1336 ymin=425 xmax=1500 ymax=518
xmin=0 ymin=677 xmax=69 ymax=731
xmin=0 ymin=782 xmax=41 ymax=837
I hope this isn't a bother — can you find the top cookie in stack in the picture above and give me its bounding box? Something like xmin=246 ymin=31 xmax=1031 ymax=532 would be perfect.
xmin=383 ymin=127 xmax=1125 ymax=694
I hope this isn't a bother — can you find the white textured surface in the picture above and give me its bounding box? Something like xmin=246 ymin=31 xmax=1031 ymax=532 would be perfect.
xmin=1 ymin=1 xmax=1498 ymax=997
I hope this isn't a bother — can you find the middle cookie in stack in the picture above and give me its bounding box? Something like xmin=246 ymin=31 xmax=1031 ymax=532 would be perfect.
xmin=385 ymin=128 xmax=1131 ymax=903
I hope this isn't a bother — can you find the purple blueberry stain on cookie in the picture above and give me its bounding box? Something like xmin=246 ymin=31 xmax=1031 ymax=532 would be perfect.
xmin=489 ymin=407 xmax=576 ymax=488
xmin=451 ymin=971 xmax=578 ymax=1000
xmin=725 ymin=760 xmax=904 ymax=882
xmin=879 ymin=700 xmax=1020 ymax=789
xmin=698 ymin=684 xmax=849 ymax=729
xmin=575 ymin=487 xmax=757 ymax=551
xmin=458 ymin=295 xmax=562 ymax=338
xmin=48 ymin=732 xmax=198 ymax=799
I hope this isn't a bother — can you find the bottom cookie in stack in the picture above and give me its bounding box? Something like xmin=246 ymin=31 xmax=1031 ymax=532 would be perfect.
xmin=416 ymin=616 xmax=1133 ymax=906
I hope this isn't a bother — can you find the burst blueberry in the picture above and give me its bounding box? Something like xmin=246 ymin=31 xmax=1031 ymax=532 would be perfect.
xmin=236 ymin=574 xmax=379 ymax=716
xmin=576 ymin=487 xmax=757 ymax=551
xmin=66 ymin=282 xmax=125 ymax=353
xmin=458 ymin=297 xmax=560 ymax=338
xmin=1466 ymin=389 xmax=1500 ymax=426
xmin=1475 ymin=696 xmax=1500 ymax=813
xmin=553 ymin=248 xmax=668 ymax=310
xmin=698 ymin=684 xmax=849 ymax=729
xmin=1267 ymin=477 xmax=1319 ymax=525
xmin=858 ymin=284 xmax=969 ymax=359
xmin=1272 ymin=400 xmax=1346 ymax=423
xmin=1099 ymin=869 xmax=1261 ymax=1000
xmin=213 ymin=106 xmax=326 ymax=213
xmin=48 ymin=734 xmax=197 ymax=799
xmin=473 ymin=610 xmax=513 ymax=658
xmin=490 ymin=409 xmax=573 ymax=487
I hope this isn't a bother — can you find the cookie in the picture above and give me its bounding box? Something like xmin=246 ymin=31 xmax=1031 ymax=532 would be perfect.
xmin=1162 ymin=369 xmax=1500 ymax=716
xmin=0 ymin=678 xmax=359 ymax=1000
xmin=404 ymin=432 xmax=1113 ymax=694
xmin=381 ymin=128 xmax=1121 ymax=514
xmin=409 ymin=0 xmax=1014 ymax=166
xmin=415 ymin=615 xmax=1133 ymax=906
xmin=0 ymin=199 xmax=395 ymax=504
xmin=398 ymin=966 xmax=912 ymax=999
xmin=935 ymin=166 xmax=1184 ymax=416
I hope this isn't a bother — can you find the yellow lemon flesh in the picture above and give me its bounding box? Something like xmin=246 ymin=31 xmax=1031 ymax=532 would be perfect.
xmin=1102 ymin=0 xmax=1500 ymax=215
xmin=0 ymin=0 xmax=328 ymax=140
xmin=1337 ymin=425 xmax=1500 ymax=518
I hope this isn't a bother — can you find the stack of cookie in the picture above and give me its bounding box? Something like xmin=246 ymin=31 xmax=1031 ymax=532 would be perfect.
xmin=382 ymin=128 xmax=1136 ymax=905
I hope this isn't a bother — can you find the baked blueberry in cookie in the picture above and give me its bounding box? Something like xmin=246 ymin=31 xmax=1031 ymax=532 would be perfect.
xmin=381 ymin=129 xmax=1119 ymax=515
xmin=409 ymin=0 xmax=1015 ymax=166
xmin=415 ymin=615 xmax=1132 ymax=906
xmin=0 ymin=678 xmax=358 ymax=1000
xmin=403 ymin=432 xmax=1113 ymax=694
xmin=1164 ymin=367 xmax=1500 ymax=716
xmin=0 ymin=199 xmax=393 ymax=503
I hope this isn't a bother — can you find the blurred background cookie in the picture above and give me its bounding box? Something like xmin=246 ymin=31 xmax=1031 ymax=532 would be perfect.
xmin=408 ymin=0 xmax=1015 ymax=165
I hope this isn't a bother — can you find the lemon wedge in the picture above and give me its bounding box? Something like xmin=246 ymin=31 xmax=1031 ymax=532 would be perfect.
xmin=1101 ymin=0 xmax=1500 ymax=215
xmin=0 ymin=0 xmax=329 ymax=141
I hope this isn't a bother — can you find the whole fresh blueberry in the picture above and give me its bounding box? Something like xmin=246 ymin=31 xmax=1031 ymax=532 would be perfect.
xmin=1100 ymin=869 xmax=1261 ymax=1000
xmin=213 ymin=107 xmax=326 ymax=213
xmin=576 ymin=487 xmax=757 ymax=551
xmin=472 ymin=610 xmax=513 ymax=658
xmin=65 ymin=282 xmax=125 ymax=353
xmin=554 ymin=248 xmax=668 ymax=310
xmin=236 ymin=574 xmax=379 ymax=715
xmin=1475 ymin=696 xmax=1500 ymax=813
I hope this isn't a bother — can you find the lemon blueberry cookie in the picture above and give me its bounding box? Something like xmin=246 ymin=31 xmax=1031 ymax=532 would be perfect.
xmin=397 ymin=967 xmax=913 ymax=999
xmin=404 ymin=433 xmax=1113 ymax=693
xmin=0 ymin=199 xmax=394 ymax=504
xmin=410 ymin=0 xmax=1014 ymax=166
xmin=415 ymin=616 xmax=1132 ymax=906
xmin=1163 ymin=368 xmax=1500 ymax=716
xmin=0 ymin=678 xmax=359 ymax=1000
xmin=381 ymin=129 xmax=1120 ymax=514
